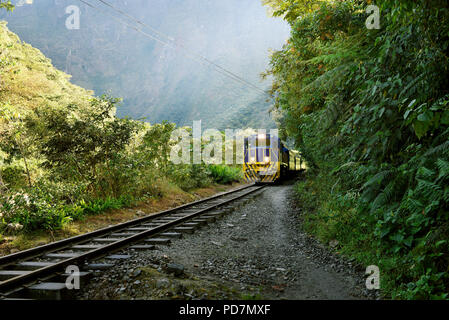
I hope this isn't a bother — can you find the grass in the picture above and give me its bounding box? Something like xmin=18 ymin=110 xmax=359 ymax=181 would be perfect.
xmin=0 ymin=182 xmax=242 ymax=256
xmin=294 ymin=173 xmax=398 ymax=298
xmin=240 ymin=293 xmax=265 ymax=300
xmin=208 ymin=165 xmax=242 ymax=184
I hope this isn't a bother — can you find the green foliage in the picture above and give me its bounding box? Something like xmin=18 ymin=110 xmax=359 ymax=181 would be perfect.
xmin=0 ymin=181 xmax=134 ymax=231
xmin=28 ymin=96 xmax=139 ymax=187
xmin=0 ymin=165 xmax=26 ymax=189
xmin=78 ymin=196 xmax=133 ymax=216
xmin=0 ymin=24 xmax=243 ymax=232
xmin=167 ymin=164 xmax=212 ymax=191
xmin=262 ymin=0 xmax=324 ymax=24
xmin=208 ymin=165 xmax=242 ymax=184
xmin=264 ymin=0 xmax=449 ymax=298
xmin=0 ymin=22 xmax=93 ymax=115
xmin=0 ymin=1 xmax=13 ymax=12
xmin=0 ymin=186 xmax=74 ymax=231
xmin=140 ymin=121 xmax=176 ymax=175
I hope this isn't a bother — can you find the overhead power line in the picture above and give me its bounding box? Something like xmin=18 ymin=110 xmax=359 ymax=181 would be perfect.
xmin=93 ymin=0 xmax=267 ymax=94
xmin=77 ymin=0 xmax=270 ymax=96
xmin=77 ymin=0 xmax=248 ymax=90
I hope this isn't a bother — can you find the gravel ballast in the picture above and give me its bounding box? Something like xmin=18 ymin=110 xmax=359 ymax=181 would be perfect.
xmin=77 ymin=183 xmax=378 ymax=300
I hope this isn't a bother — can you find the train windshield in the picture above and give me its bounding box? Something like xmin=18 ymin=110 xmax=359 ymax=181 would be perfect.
xmin=245 ymin=135 xmax=278 ymax=163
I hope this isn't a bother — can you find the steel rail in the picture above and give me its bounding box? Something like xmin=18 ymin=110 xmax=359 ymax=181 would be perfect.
xmin=0 ymin=183 xmax=254 ymax=267
xmin=0 ymin=184 xmax=265 ymax=293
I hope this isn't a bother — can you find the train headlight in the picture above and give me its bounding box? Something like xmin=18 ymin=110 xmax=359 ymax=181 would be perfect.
xmin=264 ymin=156 xmax=270 ymax=163
xmin=250 ymin=157 xmax=255 ymax=163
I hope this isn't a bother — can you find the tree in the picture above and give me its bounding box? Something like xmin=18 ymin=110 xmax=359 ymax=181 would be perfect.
xmin=140 ymin=121 xmax=176 ymax=175
xmin=0 ymin=0 xmax=14 ymax=192
xmin=0 ymin=0 xmax=13 ymax=12
xmin=262 ymin=0 xmax=322 ymax=24
xmin=0 ymin=105 xmax=34 ymax=188
xmin=30 ymin=96 xmax=139 ymax=188
xmin=263 ymin=0 xmax=449 ymax=298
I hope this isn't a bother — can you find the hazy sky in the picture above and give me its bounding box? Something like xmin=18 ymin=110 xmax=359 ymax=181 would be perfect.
xmin=1 ymin=0 xmax=291 ymax=127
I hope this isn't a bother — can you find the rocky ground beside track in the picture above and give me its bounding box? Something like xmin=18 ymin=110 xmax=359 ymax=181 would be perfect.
xmin=77 ymin=183 xmax=379 ymax=300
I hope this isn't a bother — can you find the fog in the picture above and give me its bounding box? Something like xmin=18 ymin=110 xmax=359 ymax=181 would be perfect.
xmin=1 ymin=0 xmax=290 ymax=128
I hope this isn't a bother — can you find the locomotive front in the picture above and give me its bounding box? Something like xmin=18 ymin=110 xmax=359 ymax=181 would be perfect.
xmin=243 ymin=133 xmax=282 ymax=183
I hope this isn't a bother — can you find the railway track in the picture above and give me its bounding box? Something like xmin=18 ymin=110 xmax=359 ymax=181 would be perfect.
xmin=0 ymin=183 xmax=265 ymax=300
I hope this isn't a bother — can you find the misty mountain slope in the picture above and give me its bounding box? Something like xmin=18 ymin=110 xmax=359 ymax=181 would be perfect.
xmin=1 ymin=0 xmax=290 ymax=128
xmin=0 ymin=21 xmax=93 ymax=116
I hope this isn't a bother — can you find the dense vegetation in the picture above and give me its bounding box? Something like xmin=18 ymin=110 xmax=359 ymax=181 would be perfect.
xmin=263 ymin=0 xmax=449 ymax=299
xmin=3 ymin=0 xmax=447 ymax=300
xmin=0 ymin=20 xmax=241 ymax=234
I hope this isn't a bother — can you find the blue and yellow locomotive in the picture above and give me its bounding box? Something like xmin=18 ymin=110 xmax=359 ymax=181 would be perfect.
xmin=243 ymin=133 xmax=303 ymax=183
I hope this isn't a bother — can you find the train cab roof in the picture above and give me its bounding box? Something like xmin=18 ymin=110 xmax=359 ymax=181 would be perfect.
xmin=244 ymin=133 xmax=289 ymax=152
xmin=244 ymin=133 xmax=280 ymax=141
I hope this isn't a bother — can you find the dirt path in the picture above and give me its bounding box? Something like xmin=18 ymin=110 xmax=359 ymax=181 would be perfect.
xmin=79 ymin=183 xmax=375 ymax=300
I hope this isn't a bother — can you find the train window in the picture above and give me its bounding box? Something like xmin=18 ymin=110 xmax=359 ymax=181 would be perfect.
xmin=250 ymin=149 xmax=255 ymax=157
xmin=248 ymin=135 xmax=257 ymax=150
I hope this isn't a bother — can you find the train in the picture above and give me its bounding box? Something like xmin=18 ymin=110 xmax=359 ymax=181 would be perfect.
xmin=243 ymin=133 xmax=304 ymax=183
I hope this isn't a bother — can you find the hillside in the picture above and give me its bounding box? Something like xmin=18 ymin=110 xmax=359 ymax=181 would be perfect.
xmin=0 ymin=21 xmax=93 ymax=116
xmin=0 ymin=0 xmax=290 ymax=129
xmin=0 ymin=19 xmax=243 ymax=235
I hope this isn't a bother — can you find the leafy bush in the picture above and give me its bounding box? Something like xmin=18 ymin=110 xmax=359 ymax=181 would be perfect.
xmin=0 ymin=188 xmax=72 ymax=231
xmin=208 ymin=165 xmax=242 ymax=184
xmin=1 ymin=166 xmax=27 ymax=189
xmin=166 ymin=164 xmax=212 ymax=191
xmin=0 ymin=182 xmax=136 ymax=231
xmin=264 ymin=0 xmax=449 ymax=298
xmin=0 ymin=93 xmax=233 ymax=231
xmin=0 ymin=19 xmax=235 ymax=234
xmin=79 ymin=196 xmax=134 ymax=216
